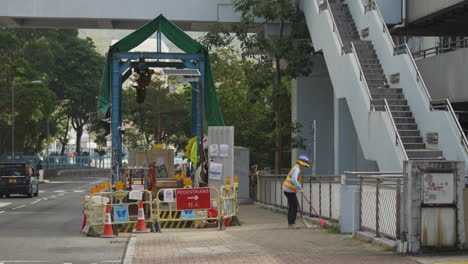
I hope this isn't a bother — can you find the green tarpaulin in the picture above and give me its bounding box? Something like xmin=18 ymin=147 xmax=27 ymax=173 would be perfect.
xmin=97 ymin=14 xmax=224 ymax=126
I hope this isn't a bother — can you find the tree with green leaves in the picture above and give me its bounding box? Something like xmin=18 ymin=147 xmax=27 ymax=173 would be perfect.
xmin=203 ymin=0 xmax=313 ymax=173
xmin=122 ymin=73 xmax=192 ymax=153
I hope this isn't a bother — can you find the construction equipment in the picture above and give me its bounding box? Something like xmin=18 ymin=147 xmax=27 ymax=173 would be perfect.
xmin=302 ymin=194 xmax=327 ymax=228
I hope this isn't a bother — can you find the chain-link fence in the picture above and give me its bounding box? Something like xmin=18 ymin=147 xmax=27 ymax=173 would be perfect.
xmin=359 ymin=176 xmax=402 ymax=239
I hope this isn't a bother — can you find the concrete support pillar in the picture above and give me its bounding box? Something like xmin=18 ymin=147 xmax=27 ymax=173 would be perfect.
xmin=403 ymin=160 xmax=466 ymax=252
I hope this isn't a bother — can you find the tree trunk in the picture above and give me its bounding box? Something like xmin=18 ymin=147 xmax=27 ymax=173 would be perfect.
xmin=59 ymin=116 xmax=70 ymax=155
xmin=75 ymin=126 xmax=83 ymax=155
xmin=274 ymin=20 xmax=285 ymax=175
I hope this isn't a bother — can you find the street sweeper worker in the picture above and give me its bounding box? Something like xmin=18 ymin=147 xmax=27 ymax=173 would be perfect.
xmin=282 ymin=154 xmax=311 ymax=229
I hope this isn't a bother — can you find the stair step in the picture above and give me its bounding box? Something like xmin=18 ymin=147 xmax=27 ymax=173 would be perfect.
xmin=373 ymin=99 xmax=408 ymax=106
xmin=375 ymin=105 xmax=410 ymax=111
xmin=397 ymin=123 xmax=418 ymax=130
xmin=404 ymin=143 xmax=426 ymax=149
xmin=364 ymin=73 xmax=386 ymax=80
xmin=363 ymin=69 xmax=384 ymax=75
xmin=370 ymin=87 xmax=402 ymax=93
xmin=367 ymin=79 xmax=386 ymax=86
xmin=359 ymin=59 xmax=380 ymax=65
xmin=407 ymin=149 xmax=444 ymax=159
xmin=391 ymin=111 xmax=413 ymax=118
xmin=401 ymin=136 xmax=423 ymax=143
xmin=361 ymin=64 xmax=383 ymax=70
xmin=372 ymin=93 xmax=404 ymax=100
xmin=393 ymin=117 xmax=415 ymax=123
xmin=399 ymin=130 xmax=421 ymax=137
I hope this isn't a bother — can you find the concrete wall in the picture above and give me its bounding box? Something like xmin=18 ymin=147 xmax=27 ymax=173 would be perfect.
xmin=416 ymin=48 xmax=468 ymax=103
xmin=292 ymin=55 xmax=335 ymax=175
xmin=292 ymin=55 xmax=377 ymax=175
xmin=335 ymin=98 xmax=378 ymax=174
xmin=407 ymin=0 xmax=464 ymax=22
xmin=375 ymin=0 xmax=402 ymax=25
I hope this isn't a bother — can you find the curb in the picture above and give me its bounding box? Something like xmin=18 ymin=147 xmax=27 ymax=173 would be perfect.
xmin=254 ymin=202 xmax=324 ymax=225
xmin=353 ymin=231 xmax=396 ymax=250
xmin=122 ymin=235 xmax=137 ymax=264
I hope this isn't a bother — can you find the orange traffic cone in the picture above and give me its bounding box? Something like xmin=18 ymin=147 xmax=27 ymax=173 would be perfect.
xmin=133 ymin=200 xmax=149 ymax=233
xmin=101 ymin=204 xmax=116 ymax=238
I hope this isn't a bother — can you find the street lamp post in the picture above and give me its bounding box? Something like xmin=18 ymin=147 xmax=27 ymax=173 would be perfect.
xmin=45 ymin=99 xmax=70 ymax=169
xmin=11 ymin=80 xmax=42 ymax=158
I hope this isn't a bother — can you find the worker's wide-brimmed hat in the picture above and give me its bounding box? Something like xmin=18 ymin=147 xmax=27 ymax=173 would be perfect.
xmin=297 ymin=154 xmax=311 ymax=168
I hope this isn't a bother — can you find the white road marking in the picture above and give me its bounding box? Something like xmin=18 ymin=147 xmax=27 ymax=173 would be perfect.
xmin=49 ymin=196 xmax=56 ymax=199
xmin=53 ymin=190 xmax=66 ymax=193
xmin=12 ymin=205 xmax=26 ymax=210
xmin=73 ymin=190 xmax=85 ymax=193
xmin=0 ymin=211 xmax=5 ymax=214
xmin=30 ymin=199 xmax=41 ymax=204
xmin=42 ymin=198 xmax=48 ymax=201
xmin=0 ymin=203 xmax=11 ymax=208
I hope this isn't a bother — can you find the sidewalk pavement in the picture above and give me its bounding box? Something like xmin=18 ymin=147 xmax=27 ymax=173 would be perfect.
xmin=128 ymin=205 xmax=466 ymax=264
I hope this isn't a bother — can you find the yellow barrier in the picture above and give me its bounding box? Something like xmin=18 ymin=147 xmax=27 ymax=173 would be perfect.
xmin=86 ymin=190 xmax=154 ymax=232
xmin=154 ymin=187 xmax=223 ymax=231
xmin=220 ymin=185 xmax=238 ymax=219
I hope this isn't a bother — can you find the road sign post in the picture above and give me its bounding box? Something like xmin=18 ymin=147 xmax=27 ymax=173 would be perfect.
xmin=176 ymin=188 xmax=211 ymax=211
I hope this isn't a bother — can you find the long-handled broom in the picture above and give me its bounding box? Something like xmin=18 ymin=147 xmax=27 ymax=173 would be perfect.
xmin=297 ymin=198 xmax=311 ymax=228
xmin=302 ymin=194 xmax=327 ymax=228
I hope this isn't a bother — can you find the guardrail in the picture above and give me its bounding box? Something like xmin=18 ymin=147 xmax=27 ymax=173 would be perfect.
xmin=413 ymin=38 xmax=468 ymax=59
xmin=394 ymin=43 xmax=433 ymax=108
xmin=57 ymin=169 xmax=111 ymax=178
xmin=350 ymin=42 xmax=374 ymax=110
xmin=383 ymin=99 xmax=409 ymax=160
xmin=318 ymin=0 xmax=344 ymax=51
xmin=257 ymin=174 xmax=342 ymax=220
xmin=431 ymin=99 xmax=468 ymax=151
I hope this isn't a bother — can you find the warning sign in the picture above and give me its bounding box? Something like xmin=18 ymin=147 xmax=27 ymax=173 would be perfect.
xmin=176 ymin=188 xmax=211 ymax=210
xmin=113 ymin=205 xmax=129 ymax=223
xmin=164 ymin=189 xmax=174 ymax=202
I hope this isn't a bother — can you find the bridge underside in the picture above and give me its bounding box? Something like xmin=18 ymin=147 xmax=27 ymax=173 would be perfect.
xmin=0 ymin=0 xmax=242 ymax=31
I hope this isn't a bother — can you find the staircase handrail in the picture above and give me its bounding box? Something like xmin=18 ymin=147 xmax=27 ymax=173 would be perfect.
xmin=394 ymin=43 xmax=433 ymax=105
xmin=350 ymin=42 xmax=373 ymax=108
xmin=369 ymin=0 xmax=395 ymax=49
xmin=432 ymin=99 xmax=468 ymax=150
xmin=318 ymin=0 xmax=344 ymax=50
xmin=384 ymin=99 xmax=409 ymax=161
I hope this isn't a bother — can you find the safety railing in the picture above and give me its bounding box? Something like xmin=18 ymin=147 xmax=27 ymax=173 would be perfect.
xmin=431 ymin=99 xmax=468 ymax=151
xmin=383 ymin=99 xmax=409 ymax=160
xmin=154 ymin=187 xmax=224 ymax=229
xmin=394 ymin=43 xmax=433 ymax=107
xmin=318 ymin=0 xmax=344 ymax=51
xmin=350 ymin=42 xmax=374 ymax=110
xmin=358 ymin=175 xmax=403 ymax=239
xmin=57 ymin=169 xmax=111 ymax=178
xmin=413 ymin=38 xmax=468 ymax=59
xmin=43 ymin=155 xmax=111 ymax=169
xmin=220 ymin=185 xmax=238 ymax=219
xmin=364 ymin=0 xmax=395 ymax=49
xmin=257 ymin=174 xmax=342 ymax=220
xmin=86 ymin=190 xmax=154 ymax=227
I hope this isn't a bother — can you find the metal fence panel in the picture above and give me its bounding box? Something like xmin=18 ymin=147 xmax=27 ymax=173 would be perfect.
xmin=378 ymin=187 xmax=397 ymax=238
xmin=361 ymin=185 xmax=377 ymax=231
xmin=331 ymin=183 xmax=341 ymax=219
xmin=311 ymin=183 xmax=321 ymax=217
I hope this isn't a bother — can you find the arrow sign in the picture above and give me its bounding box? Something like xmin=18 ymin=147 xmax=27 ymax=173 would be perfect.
xmin=176 ymin=188 xmax=211 ymax=210
xmin=187 ymin=195 xmax=199 ymax=200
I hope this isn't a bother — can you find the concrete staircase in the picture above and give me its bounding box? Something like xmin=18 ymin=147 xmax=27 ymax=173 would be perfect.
xmin=331 ymin=3 xmax=443 ymax=160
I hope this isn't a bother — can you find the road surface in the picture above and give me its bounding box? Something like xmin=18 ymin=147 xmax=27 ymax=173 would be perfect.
xmin=0 ymin=175 xmax=128 ymax=264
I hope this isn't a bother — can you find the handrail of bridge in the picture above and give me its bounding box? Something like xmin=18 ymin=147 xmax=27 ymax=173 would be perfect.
xmin=413 ymin=38 xmax=468 ymax=59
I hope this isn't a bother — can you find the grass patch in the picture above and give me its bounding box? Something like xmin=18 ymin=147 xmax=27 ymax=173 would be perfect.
xmin=324 ymin=222 xmax=340 ymax=234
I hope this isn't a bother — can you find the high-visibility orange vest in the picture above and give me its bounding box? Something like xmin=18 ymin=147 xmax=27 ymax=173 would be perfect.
xmin=282 ymin=165 xmax=302 ymax=192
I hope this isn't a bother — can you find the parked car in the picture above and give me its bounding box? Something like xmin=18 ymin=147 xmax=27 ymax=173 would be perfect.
xmin=0 ymin=162 xmax=39 ymax=198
